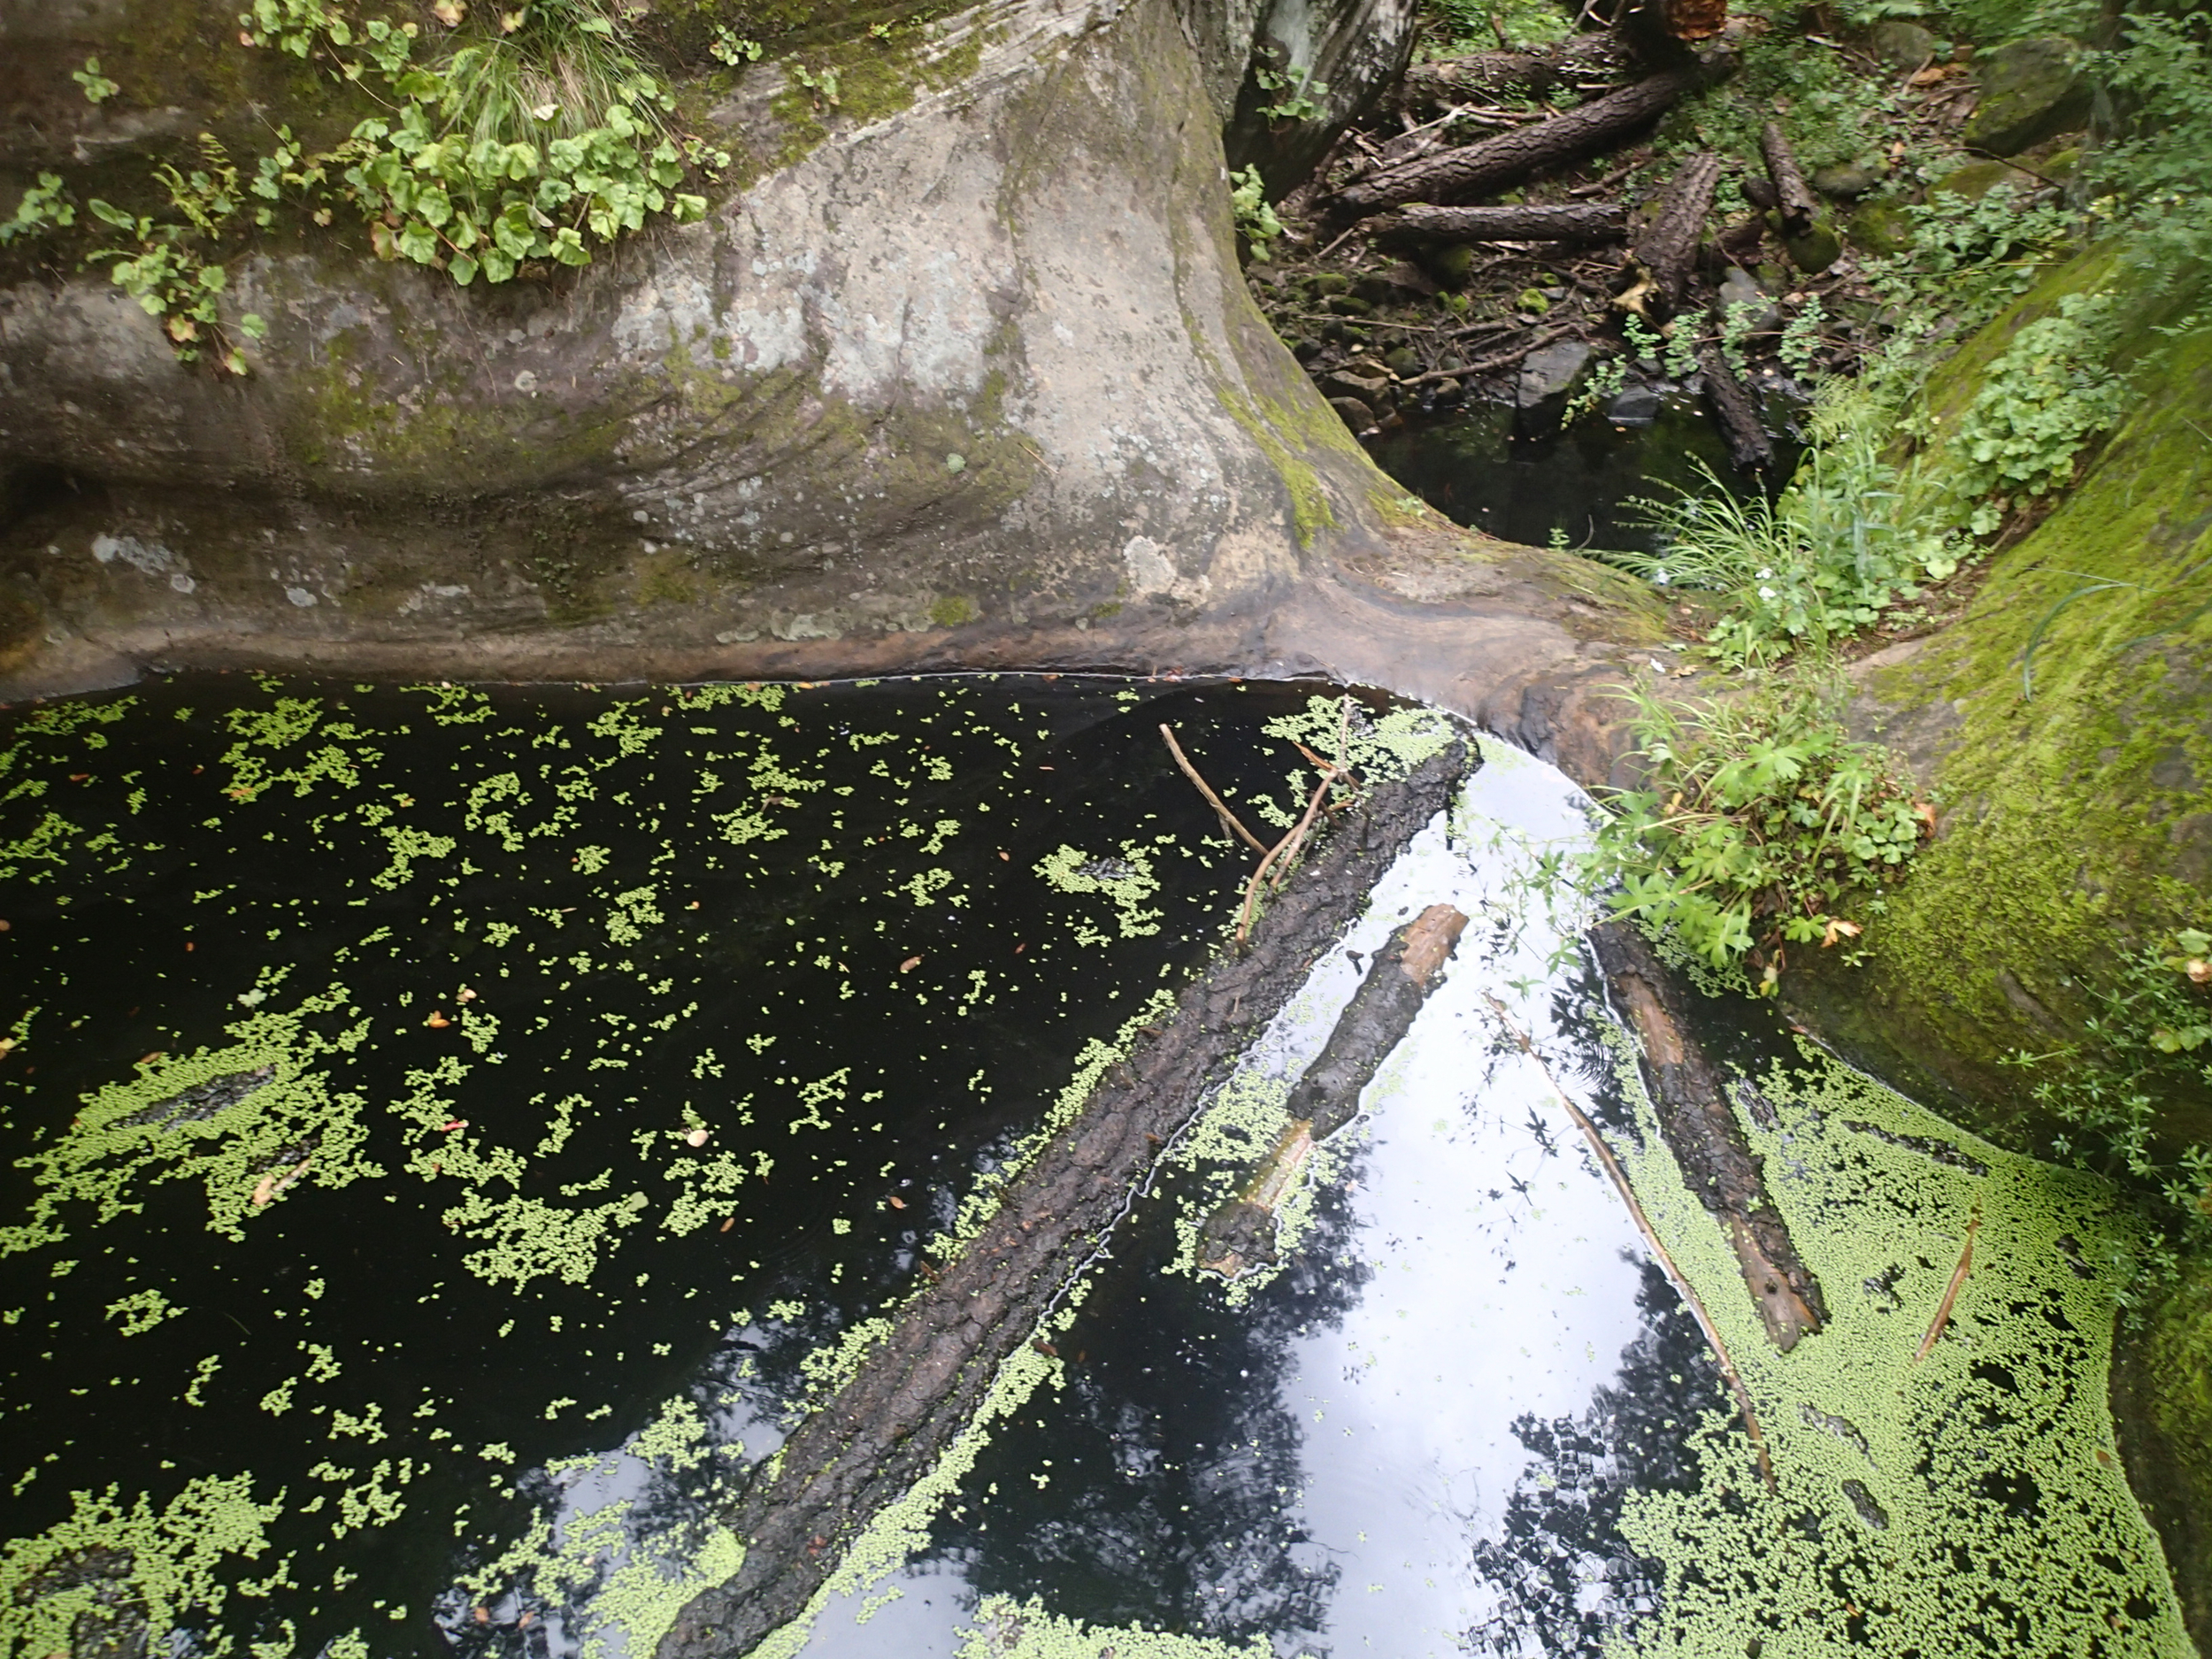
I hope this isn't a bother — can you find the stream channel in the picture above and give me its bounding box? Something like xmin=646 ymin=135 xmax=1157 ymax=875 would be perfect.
xmin=0 ymin=674 xmax=2193 ymax=1659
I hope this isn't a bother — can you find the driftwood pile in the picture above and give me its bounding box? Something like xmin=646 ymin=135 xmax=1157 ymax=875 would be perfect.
xmin=1313 ymin=25 xmax=1841 ymax=470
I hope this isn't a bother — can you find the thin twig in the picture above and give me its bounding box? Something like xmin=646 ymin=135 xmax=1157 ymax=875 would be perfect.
xmin=1159 ymin=724 xmax=1270 ymax=857
xmin=1486 ymin=995 xmax=1778 ymax=1493
xmin=1236 ymin=701 xmax=1355 ymax=940
xmin=1395 ymin=324 xmax=1575 ymax=388
xmin=1914 ymin=1210 xmax=1980 ymax=1363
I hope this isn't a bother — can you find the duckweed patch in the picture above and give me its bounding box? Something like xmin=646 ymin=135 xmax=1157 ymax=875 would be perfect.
xmin=1594 ymin=1025 xmax=2193 ymax=1655
xmin=0 ymin=672 xmax=1346 ymax=1659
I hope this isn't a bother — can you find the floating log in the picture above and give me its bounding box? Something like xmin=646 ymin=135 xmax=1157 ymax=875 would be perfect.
xmin=1398 ymin=33 xmax=1638 ymax=108
xmin=1365 ymin=202 xmax=1630 ymax=244
xmin=657 ymin=741 xmax=1474 ymax=1659
xmin=1758 ymin=119 xmax=1818 ymax=239
xmin=1197 ymin=904 xmax=1471 ymax=1277
xmin=1333 ymin=65 xmax=1705 ymax=220
xmin=1696 ymin=341 xmax=1776 ymax=472
xmin=1628 ymin=150 xmax=1720 ymax=318
xmin=1588 ymin=923 xmax=1825 ymax=1349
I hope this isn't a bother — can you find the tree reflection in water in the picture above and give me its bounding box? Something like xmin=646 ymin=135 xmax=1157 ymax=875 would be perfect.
xmin=1463 ymin=1261 xmax=1721 ymax=1657
xmin=932 ymin=1166 xmax=1371 ymax=1649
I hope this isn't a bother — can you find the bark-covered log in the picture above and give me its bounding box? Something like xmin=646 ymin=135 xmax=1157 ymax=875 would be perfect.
xmin=1332 ymin=65 xmax=1704 ymax=219
xmin=1758 ymin=119 xmax=1818 ymax=239
xmin=1366 ymin=202 xmax=1629 ymax=243
xmin=1630 ymin=150 xmax=1720 ymax=318
xmin=1197 ymin=902 xmax=1468 ymax=1276
xmin=1696 ymin=341 xmax=1776 ymax=471
xmin=1588 ymin=924 xmax=1822 ymax=1348
xmin=657 ymin=741 xmax=1473 ymax=1659
xmin=1396 ymin=32 xmax=1637 ymax=107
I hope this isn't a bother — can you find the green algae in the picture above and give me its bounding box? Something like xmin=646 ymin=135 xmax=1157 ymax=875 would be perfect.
xmin=0 ymin=1473 xmax=288 ymax=1659
xmin=1595 ymin=1029 xmax=2193 ymax=1655
xmin=2 ymin=986 xmax=378 ymax=1255
xmin=952 ymin=1596 xmax=1280 ymax=1658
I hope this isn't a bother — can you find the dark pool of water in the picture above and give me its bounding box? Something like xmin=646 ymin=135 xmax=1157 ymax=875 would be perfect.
xmin=0 ymin=673 xmax=1364 ymax=1659
xmin=1368 ymin=395 xmax=1802 ymax=554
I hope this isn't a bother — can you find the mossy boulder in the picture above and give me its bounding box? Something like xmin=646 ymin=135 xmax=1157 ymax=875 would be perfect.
xmin=1847 ymin=198 xmax=1912 ymax=256
xmin=1930 ymin=158 xmax=2043 ymax=201
xmin=1962 ymin=34 xmax=2091 ymax=157
xmin=1785 ymin=216 xmax=1842 ymax=273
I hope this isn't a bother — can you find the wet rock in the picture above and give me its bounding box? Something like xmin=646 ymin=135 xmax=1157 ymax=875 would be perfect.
xmin=1811 ymin=162 xmax=1879 ymax=199
xmin=1868 ymin=19 xmax=1937 ymax=70
xmin=1606 ymin=386 xmax=1664 ymax=425
xmin=1716 ymin=266 xmax=1779 ymax=332
xmin=1320 ymin=366 xmax=1391 ymax=402
xmin=1325 ymin=293 xmax=1376 ymax=317
xmin=1428 ymin=377 xmax=1463 ymax=404
xmin=1383 ymin=345 xmax=1420 ymax=376
xmin=1329 ymin=396 xmax=1377 ymax=432
xmin=1516 ymin=340 xmax=1592 ymax=408
xmin=1847 ymin=199 xmax=1911 ymax=256
xmin=1785 ymin=218 xmax=1841 ymax=274
xmin=1962 ymin=35 xmax=2089 ymax=156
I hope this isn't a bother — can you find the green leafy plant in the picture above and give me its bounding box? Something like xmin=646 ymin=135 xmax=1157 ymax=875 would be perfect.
xmin=709 ymin=27 xmax=764 ymax=67
xmin=0 ymin=173 xmax=78 ymax=247
xmin=73 ymin=57 xmax=119 ymax=104
xmin=2007 ymin=927 xmax=2212 ymax=1255
xmin=1937 ymin=290 xmax=2129 ymax=518
xmin=1229 ymin=165 xmax=1284 ymax=261
xmin=84 ymin=135 xmax=266 ymax=372
xmin=1608 ymin=396 xmax=1957 ymax=668
xmin=1584 ymin=680 xmax=1931 ymax=983
xmin=1252 ymin=63 xmax=1328 ymax=125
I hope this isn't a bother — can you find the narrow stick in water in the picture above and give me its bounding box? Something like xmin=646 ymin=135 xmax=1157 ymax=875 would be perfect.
xmin=1914 ymin=1210 xmax=1981 ymax=1363
xmin=1159 ymin=723 xmax=1270 ymax=856
xmin=1486 ymin=995 xmax=1777 ymax=1492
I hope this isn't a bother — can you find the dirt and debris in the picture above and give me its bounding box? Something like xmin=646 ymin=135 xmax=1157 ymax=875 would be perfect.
xmin=1242 ymin=4 xmax=2088 ymax=484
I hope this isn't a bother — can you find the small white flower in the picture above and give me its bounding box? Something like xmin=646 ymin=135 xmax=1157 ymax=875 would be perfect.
xmin=1653 ymin=568 xmax=1671 ymax=585
xmin=1758 ymin=585 xmax=1778 ymax=601
xmin=1756 ymin=567 xmax=1773 ymax=579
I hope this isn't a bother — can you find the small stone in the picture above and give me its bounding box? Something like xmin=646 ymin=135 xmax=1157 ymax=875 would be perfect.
xmin=1308 ymin=272 xmax=1352 ymax=296
xmin=1716 ymin=265 xmax=1778 ymax=331
xmin=1868 ymin=19 xmax=1937 ymax=70
xmin=1383 ymin=346 xmax=1420 ymax=376
xmin=1420 ymin=243 xmax=1475 ymax=288
xmin=1785 ymin=219 xmax=1841 ymax=274
xmin=1325 ymin=295 xmax=1375 ymax=318
xmin=1320 ymin=366 xmax=1390 ymax=402
xmin=1328 ymin=396 xmax=1376 ymax=433
xmin=1516 ymin=340 xmax=1592 ymax=408
xmin=1962 ymin=35 xmax=2089 ymax=156
xmin=1606 ymin=386 xmax=1664 ymax=425
xmin=1847 ymin=200 xmax=1910 ymax=256
xmin=1428 ymin=378 xmax=1463 ymax=404
xmin=1810 ymin=163 xmax=1878 ymax=200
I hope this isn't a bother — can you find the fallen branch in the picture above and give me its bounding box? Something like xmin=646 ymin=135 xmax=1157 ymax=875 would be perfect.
xmin=1333 ymin=65 xmax=1708 ymax=220
xmin=1627 ymin=150 xmax=1720 ymax=318
xmin=1365 ymin=203 xmax=1630 ymax=244
xmin=1159 ymin=724 xmax=1270 ymax=856
xmin=1399 ymin=32 xmax=1638 ymax=109
xmin=1758 ymin=119 xmax=1819 ymax=240
xmin=1486 ymin=994 xmax=1777 ymax=1493
xmin=1914 ymin=1210 xmax=1981 ymax=1363
xmin=1696 ymin=340 xmax=1776 ymax=471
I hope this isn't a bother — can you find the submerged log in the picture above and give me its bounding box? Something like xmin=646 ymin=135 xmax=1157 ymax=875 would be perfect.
xmin=1588 ymin=923 xmax=1826 ymax=1350
xmin=1365 ymin=203 xmax=1629 ymax=244
xmin=1758 ymin=119 xmax=1819 ymax=239
xmin=1198 ymin=902 xmax=1471 ymax=1277
xmin=657 ymin=740 xmax=1473 ymax=1659
xmin=1627 ymin=150 xmax=1720 ymax=318
xmin=1333 ymin=65 xmax=1705 ymax=220
xmin=1696 ymin=341 xmax=1776 ymax=471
